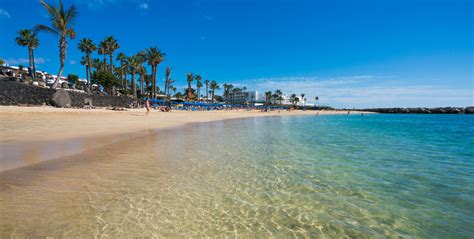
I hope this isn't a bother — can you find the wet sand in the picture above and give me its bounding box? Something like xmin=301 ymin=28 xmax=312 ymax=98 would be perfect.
xmin=0 ymin=106 xmax=369 ymax=172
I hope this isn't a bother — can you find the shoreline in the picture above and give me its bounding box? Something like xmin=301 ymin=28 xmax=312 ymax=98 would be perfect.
xmin=0 ymin=105 xmax=368 ymax=144
xmin=0 ymin=106 xmax=371 ymax=172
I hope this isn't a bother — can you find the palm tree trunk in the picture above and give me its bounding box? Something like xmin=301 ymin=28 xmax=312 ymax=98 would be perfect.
xmin=152 ymin=65 xmax=156 ymax=99
xmin=52 ymin=36 xmax=66 ymax=89
xmin=131 ymin=71 xmax=136 ymax=98
xmin=109 ymin=54 xmax=114 ymax=73
xmin=86 ymin=55 xmax=91 ymax=85
xmin=30 ymin=47 xmax=36 ymax=82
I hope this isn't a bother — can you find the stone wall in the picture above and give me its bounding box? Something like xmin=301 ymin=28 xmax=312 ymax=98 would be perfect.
xmin=0 ymin=80 xmax=136 ymax=108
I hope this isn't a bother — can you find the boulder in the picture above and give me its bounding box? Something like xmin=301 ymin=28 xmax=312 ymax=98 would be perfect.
xmin=51 ymin=89 xmax=71 ymax=108
xmin=84 ymin=98 xmax=93 ymax=106
xmin=465 ymin=107 xmax=474 ymax=114
xmin=61 ymin=82 xmax=69 ymax=89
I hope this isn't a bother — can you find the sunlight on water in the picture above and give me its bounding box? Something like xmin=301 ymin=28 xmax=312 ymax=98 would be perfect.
xmin=1 ymin=114 xmax=473 ymax=237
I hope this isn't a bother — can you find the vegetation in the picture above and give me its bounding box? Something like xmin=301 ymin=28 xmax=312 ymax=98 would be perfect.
xmin=36 ymin=0 xmax=78 ymax=89
xmin=77 ymin=38 xmax=96 ymax=84
xmin=91 ymin=70 xmax=119 ymax=93
xmin=67 ymin=73 xmax=78 ymax=84
xmin=144 ymin=47 xmax=165 ymax=99
xmin=10 ymin=0 xmax=317 ymax=107
xmin=15 ymin=29 xmax=40 ymax=81
xmin=0 ymin=59 xmax=4 ymax=66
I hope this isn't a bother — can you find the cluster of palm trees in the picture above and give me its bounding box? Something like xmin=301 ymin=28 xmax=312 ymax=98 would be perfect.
xmin=13 ymin=0 xmax=226 ymax=101
xmin=184 ymin=73 xmax=220 ymax=102
xmin=12 ymin=0 xmax=318 ymax=105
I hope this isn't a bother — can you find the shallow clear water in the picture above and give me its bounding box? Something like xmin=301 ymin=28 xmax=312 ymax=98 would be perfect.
xmin=1 ymin=114 xmax=473 ymax=238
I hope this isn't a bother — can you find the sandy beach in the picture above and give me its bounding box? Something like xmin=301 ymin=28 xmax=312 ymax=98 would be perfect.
xmin=0 ymin=106 xmax=361 ymax=144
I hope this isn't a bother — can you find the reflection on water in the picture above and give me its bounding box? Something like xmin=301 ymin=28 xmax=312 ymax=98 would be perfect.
xmin=0 ymin=115 xmax=473 ymax=238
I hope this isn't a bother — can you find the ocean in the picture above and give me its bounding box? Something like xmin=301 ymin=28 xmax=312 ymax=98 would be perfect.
xmin=1 ymin=114 xmax=473 ymax=237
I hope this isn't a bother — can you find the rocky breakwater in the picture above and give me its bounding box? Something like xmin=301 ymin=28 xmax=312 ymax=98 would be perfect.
xmin=0 ymin=80 xmax=136 ymax=108
xmin=362 ymin=107 xmax=474 ymax=114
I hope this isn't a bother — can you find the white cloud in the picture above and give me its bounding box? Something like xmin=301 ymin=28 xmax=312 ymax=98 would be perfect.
xmin=138 ymin=2 xmax=149 ymax=10
xmin=0 ymin=8 xmax=10 ymax=18
xmin=243 ymin=75 xmax=473 ymax=108
xmin=5 ymin=58 xmax=46 ymax=65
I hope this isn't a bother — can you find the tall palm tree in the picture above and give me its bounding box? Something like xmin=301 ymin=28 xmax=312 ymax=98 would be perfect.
xmin=116 ymin=52 xmax=128 ymax=90
xmin=104 ymin=36 xmax=119 ymax=73
xmin=186 ymin=73 xmax=194 ymax=101
xmin=90 ymin=58 xmax=102 ymax=72
xmin=144 ymin=47 xmax=165 ymax=98
xmin=15 ymin=29 xmax=40 ymax=82
xmin=209 ymin=80 xmax=220 ymax=103
xmin=205 ymin=79 xmax=209 ymax=101
xmin=195 ymin=75 xmax=202 ymax=101
xmin=36 ymin=0 xmax=77 ymax=89
xmin=265 ymin=91 xmax=272 ymax=105
xmin=275 ymin=89 xmax=283 ymax=104
xmin=127 ymin=54 xmax=144 ymax=98
xmin=77 ymin=38 xmax=96 ymax=84
xmin=315 ymin=96 xmax=319 ymax=106
xmin=164 ymin=66 xmax=171 ymax=98
xmin=137 ymin=65 xmax=147 ymax=94
xmin=300 ymin=93 xmax=305 ymax=106
xmin=98 ymin=40 xmax=108 ymax=71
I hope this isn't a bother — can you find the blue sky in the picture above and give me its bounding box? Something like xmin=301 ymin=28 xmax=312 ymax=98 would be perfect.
xmin=0 ymin=0 xmax=472 ymax=107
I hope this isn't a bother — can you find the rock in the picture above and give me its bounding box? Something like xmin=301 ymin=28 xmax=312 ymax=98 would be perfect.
xmin=465 ymin=107 xmax=474 ymax=114
xmin=51 ymin=89 xmax=72 ymax=108
xmin=84 ymin=98 xmax=93 ymax=106
xmin=61 ymin=82 xmax=69 ymax=89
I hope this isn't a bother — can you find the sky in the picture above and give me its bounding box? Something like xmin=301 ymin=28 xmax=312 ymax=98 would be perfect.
xmin=0 ymin=0 xmax=472 ymax=108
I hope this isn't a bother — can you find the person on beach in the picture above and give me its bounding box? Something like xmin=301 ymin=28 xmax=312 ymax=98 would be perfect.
xmin=145 ymin=97 xmax=150 ymax=115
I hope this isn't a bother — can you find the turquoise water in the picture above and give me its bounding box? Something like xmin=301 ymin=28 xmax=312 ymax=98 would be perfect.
xmin=1 ymin=114 xmax=473 ymax=237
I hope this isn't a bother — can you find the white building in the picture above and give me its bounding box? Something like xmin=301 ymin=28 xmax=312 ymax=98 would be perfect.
xmin=225 ymin=90 xmax=266 ymax=104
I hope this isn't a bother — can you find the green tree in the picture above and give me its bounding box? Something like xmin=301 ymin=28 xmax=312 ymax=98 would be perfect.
xmin=204 ymin=79 xmax=209 ymax=101
xmin=116 ymin=52 xmax=128 ymax=90
xmin=144 ymin=47 xmax=165 ymax=98
xmin=67 ymin=73 xmax=78 ymax=84
xmin=195 ymin=74 xmax=202 ymax=101
xmin=91 ymin=70 xmax=120 ymax=94
xmin=209 ymin=80 xmax=220 ymax=103
xmin=300 ymin=93 xmax=305 ymax=106
xmin=104 ymin=36 xmax=119 ymax=73
xmin=15 ymin=29 xmax=40 ymax=81
xmin=98 ymin=40 xmax=108 ymax=71
xmin=186 ymin=73 xmax=194 ymax=101
xmin=126 ymin=53 xmax=144 ymax=98
xmin=36 ymin=0 xmax=78 ymax=89
xmin=77 ymin=38 xmax=96 ymax=84
xmin=0 ymin=59 xmax=4 ymax=66
xmin=265 ymin=91 xmax=272 ymax=105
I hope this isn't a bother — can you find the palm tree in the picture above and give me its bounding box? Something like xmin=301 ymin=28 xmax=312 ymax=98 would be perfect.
xmin=77 ymin=38 xmax=96 ymax=84
xmin=209 ymin=80 xmax=220 ymax=103
xmin=315 ymin=96 xmax=319 ymax=106
xmin=164 ymin=66 xmax=171 ymax=98
xmin=98 ymin=41 xmax=108 ymax=71
xmin=90 ymin=58 xmax=102 ymax=72
xmin=265 ymin=91 xmax=272 ymax=105
xmin=205 ymin=79 xmax=209 ymax=101
xmin=15 ymin=29 xmax=40 ymax=82
xmin=127 ymin=53 xmax=144 ymax=98
xmin=144 ymin=47 xmax=165 ymax=99
xmin=116 ymin=52 xmax=127 ymax=89
xmin=300 ymin=93 xmax=305 ymax=106
xmin=195 ymin=75 xmax=202 ymax=101
xmin=104 ymin=36 xmax=119 ymax=73
xmin=36 ymin=0 xmax=78 ymax=89
xmin=137 ymin=65 xmax=147 ymax=94
xmin=186 ymin=73 xmax=194 ymax=101
xmin=275 ymin=89 xmax=283 ymax=104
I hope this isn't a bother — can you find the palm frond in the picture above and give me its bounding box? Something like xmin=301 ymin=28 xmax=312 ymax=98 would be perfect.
xmin=34 ymin=24 xmax=59 ymax=36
